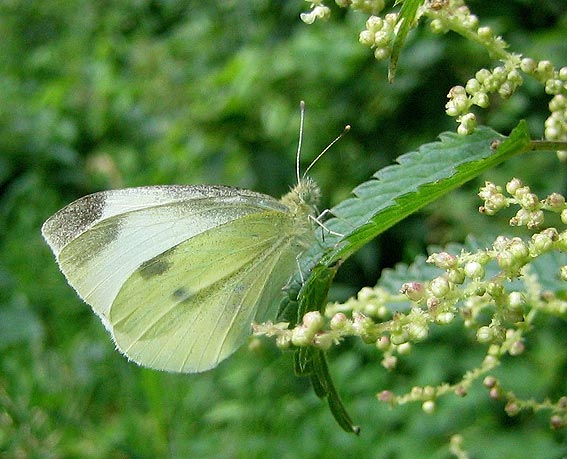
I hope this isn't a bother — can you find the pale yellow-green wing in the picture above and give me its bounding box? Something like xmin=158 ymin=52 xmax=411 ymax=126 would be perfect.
xmin=111 ymin=210 xmax=312 ymax=373
xmin=41 ymin=185 xmax=293 ymax=331
xmin=42 ymin=184 xmax=316 ymax=373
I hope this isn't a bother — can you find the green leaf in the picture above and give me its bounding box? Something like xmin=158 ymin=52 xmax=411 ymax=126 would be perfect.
xmin=321 ymin=121 xmax=531 ymax=266
xmin=285 ymin=122 xmax=533 ymax=433
xmin=312 ymin=350 xmax=360 ymax=435
xmin=389 ymin=0 xmax=422 ymax=81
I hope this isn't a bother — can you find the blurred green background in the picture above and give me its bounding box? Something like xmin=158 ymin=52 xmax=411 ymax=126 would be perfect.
xmin=2 ymin=1 xmax=567 ymax=458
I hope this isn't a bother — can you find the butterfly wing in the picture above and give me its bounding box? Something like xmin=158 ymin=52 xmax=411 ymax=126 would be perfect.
xmin=111 ymin=209 xmax=310 ymax=372
xmin=42 ymin=185 xmax=314 ymax=372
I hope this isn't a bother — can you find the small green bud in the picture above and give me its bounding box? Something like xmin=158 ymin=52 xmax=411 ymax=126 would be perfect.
xmin=508 ymin=291 xmax=524 ymax=310
xmin=400 ymin=282 xmax=425 ymax=302
xmin=373 ymin=47 xmax=390 ymax=60
xmin=519 ymin=191 xmax=540 ymax=210
xmin=475 ymin=68 xmax=492 ymax=83
xmin=426 ymin=296 xmax=441 ymax=309
xmin=527 ymin=210 xmax=544 ymax=229
xmin=376 ymin=335 xmax=390 ymax=351
xmin=477 ymin=326 xmax=493 ymax=343
xmin=483 ymin=375 xmax=497 ymax=388
xmin=454 ymin=385 xmax=468 ymax=397
xmin=374 ymin=31 xmax=390 ymax=46
xmin=464 ymin=261 xmax=485 ymax=279
xmin=276 ymin=334 xmax=291 ymax=348
xmin=488 ymin=344 xmax=501 ymax=357
xmin=436 ymin=311 xmax=454 ymax=325
xmin=505 ymin=401 xmax=520 ymax=416
xmin=477 ymin=26 xmax=493 ymax=40
xmin=457 ymin=113 xmax=477 ymax=135
xmin=390 ymin=330 xmax=408 ymax=346
xmin=384 ymin=13 xmax=398 ymax=25
xmin=549 ymin=95 xmax=566 ymax=112
xmin=330 ymin=312 xmax=350 ymax=330
xmin=545 ymin=78 xmax=564 ymax=95
xmin=429 ymin=18 xmax=447 ymax=34
xmin=381 ymin=355 xmax=397 ymax=370
xmin=427 ymin=251 xmax=457 ymax=269
xmin=509 ymin=339 xmax=525 ymax=356
xmin=465 ymin=78 xmax=481 ymax=94
xmin=537 ymin=60 xmax=554 ymax=79
xmin=359 ymin=30 xmax=375 ymax=46
xmin=366 ymin=15 xmax=383 ymax=32
xmin=447 ymin=268 xmax=465 ymax=284
xmin=486 ymin=282 xmax=504 ymax=298
xmin=507 ymin=69 xmax=523 ymax=85
xmin=291 ymin=325 xmax=312 ymax=346
xmin=358 ymin=286 xmax=375 ymax=300
xmin=429 ymin=276 xmax=451 ymax=297
xmin=509 ymin=238 xmax=529 ymax=260
xmin=472 ymin=91 xmax=490 ymax=108
xmin=423 ymin=386 xmax=436 ymax=398
xmin=303 ymin=311 xmax=324 ymax=331
xmin=498 ymin=81 xmax=515 ymax=99
xmin=492 ymin=66 xmax=508 ymax=83
xmin=530 ymin=231 xmax=555 ymax=255
xmin=313 ymin=332 xmax=334 ymax=350
xmin=463 ymin=14 xmax=479 ymax=30
xmin=506 ymin=177 xmax=523 ymax=194
xmin=422 ymin=400 xmax=436 ymax=414
xmin=406 ymin=321 xmax=428 ymax=341
xmin=479 ymin=181 xmax=503 ymax=200
xmin=352 ymin=312 xmax=375 ymax=338
xmin=489 ymin=387 xmax=501 ymax=399
xmin=520 ymin=58 xmax=536 ymax=74
xmin=545 ymin=192 xmax=566 ymax=210
xmin=397 ymin=342 xmax=412 ymax=355
xmin=410 ymin=386 xmax=423 ymax=398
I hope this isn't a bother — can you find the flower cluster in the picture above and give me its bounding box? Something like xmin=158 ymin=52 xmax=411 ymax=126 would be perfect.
xmin=478 ymin=177 xmax=567 ymax=229
xmin=358 ymin=13 xmax=398 ymax=60
xmin=301 ymin=0 xmax=386 ymax=24
xmin=254 ymin=180 xmax=567 ymax=429
xmin=300 ymin=0 xmax=331 ymax=25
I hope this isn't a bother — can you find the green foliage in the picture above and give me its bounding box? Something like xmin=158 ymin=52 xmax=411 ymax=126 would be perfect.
xmin=2 ymin=0 xmax=567 ymax=458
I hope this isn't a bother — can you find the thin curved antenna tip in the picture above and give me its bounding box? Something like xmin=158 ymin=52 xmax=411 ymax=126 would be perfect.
xmin=296 ymin=101 xmax=306 ymax=185
xmin=302 ymin=124 xmax=351 ymax=178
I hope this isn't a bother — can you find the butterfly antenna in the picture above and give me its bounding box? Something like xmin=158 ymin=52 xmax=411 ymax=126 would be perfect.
xmin=296 ymin=101 xmax=306 ymax=185
xmin=302 ymin=124 xmax=351 ymax=179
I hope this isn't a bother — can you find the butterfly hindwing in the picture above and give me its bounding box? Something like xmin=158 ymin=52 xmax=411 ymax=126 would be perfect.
xmin=111 ymin=210 xmax=309 ymax=372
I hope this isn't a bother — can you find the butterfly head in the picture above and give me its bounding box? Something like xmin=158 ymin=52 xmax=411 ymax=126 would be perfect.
xmin=280 ymin=177 xmax=320 ymax=218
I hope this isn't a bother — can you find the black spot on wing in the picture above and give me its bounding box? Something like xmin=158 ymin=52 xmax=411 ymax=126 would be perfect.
xmin=138 ymin=247 xmax=176 ymax=279
xmin=172 ymin=287 xmax=194 ymax=302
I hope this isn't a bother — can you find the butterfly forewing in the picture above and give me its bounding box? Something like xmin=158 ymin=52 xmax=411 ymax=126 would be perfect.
xmin=42 ymin=185 xmax=287 ymax=328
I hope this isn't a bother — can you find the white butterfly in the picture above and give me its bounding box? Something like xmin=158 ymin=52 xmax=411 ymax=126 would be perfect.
xmin=42 ymin=103 xmax=345 ymax=373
